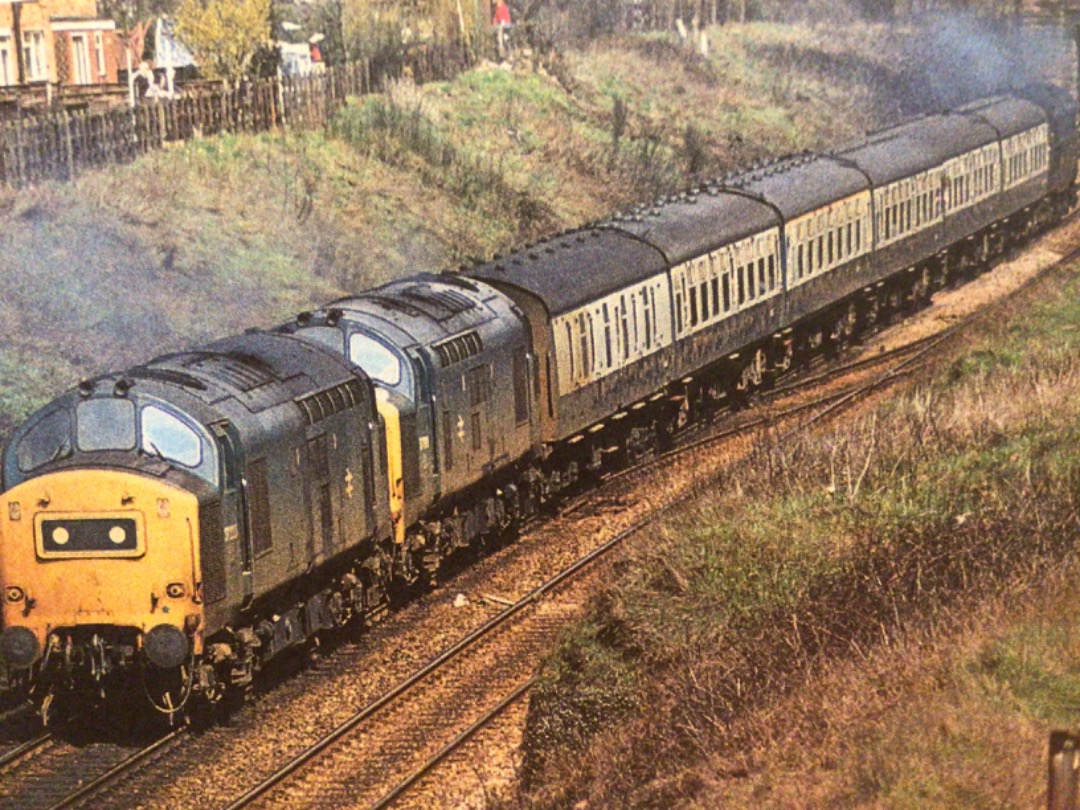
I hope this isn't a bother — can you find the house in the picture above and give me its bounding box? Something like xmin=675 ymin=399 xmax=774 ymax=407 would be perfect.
xmin=0 ymin=0 xmax=122 ymax=87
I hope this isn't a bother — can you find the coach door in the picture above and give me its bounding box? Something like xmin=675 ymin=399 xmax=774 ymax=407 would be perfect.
xmin=211 ymin=422 xmax=254 ymax=607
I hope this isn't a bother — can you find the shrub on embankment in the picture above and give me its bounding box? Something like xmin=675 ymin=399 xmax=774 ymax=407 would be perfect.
xmin=516 ymin=266 xmax=1080 ymax=808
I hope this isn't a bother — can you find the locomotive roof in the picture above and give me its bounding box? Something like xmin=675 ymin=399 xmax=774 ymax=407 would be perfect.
xmin=2 ymin=331 xmax=371 ymax=491
xmin=125 ymin=331 xmax=367 ymax=414
xmin=734 ymin=155 xmax=870 ymax=219
xmin=468 ymin=228 xmax=669 ymax=317
xmin=309 ymin=274 xmax=508 ymax=350
xmin=603 ymin=187 xmax=779 ymax=265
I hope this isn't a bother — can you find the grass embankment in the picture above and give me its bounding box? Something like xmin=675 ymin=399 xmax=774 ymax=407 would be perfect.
xmin=0 ymin=21 xmax=912 ymax=433
xmin=517 ymin=266 xmax=1080 ymax=808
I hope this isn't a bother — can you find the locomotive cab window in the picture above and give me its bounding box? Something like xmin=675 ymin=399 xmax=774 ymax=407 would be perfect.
xmin=349 ymin=332 xmax=402 ymax=387
xmin=141 ymin=405 xmax=202 ymax=468
xmin=77 ymin=398 xmax=136 ymax=452
xmin=16 ymin=407 xmax=73 ymax=473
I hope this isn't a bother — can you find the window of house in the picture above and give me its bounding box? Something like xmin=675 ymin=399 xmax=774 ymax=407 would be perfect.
xmin=71 ymin=34 xmax=91 ymax=85
xmin=22 ymin=30 xmax=46 ymax=81
xmin=0 ymin=35 xmax=13 ymax=86
xmin=95 ymin=31 xmax=105 ymax=77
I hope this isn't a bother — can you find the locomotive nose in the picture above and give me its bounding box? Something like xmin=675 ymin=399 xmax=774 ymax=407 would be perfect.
xmin=0 ymin=626 xmax=40 ymax=669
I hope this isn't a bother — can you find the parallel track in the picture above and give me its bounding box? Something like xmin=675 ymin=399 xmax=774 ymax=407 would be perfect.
xmin=223 ymin=231 xmax=1080 ymax=809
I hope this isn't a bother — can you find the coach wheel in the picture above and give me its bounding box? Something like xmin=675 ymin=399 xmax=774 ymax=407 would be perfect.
xmin=736 ymin=349 xmax=766 ymax=392
xmin=771 ymin=341 xmax=793 ymax=375
xmin=912 ymin=267 xmax=931 ymax=308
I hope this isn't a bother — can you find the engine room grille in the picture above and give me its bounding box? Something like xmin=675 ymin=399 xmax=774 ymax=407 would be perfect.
xmin=433 ymin=331 xmax=483 ymax=367
xmin=399 ymin=286 xmax=475 ymax=320
xmin=199 ymin=504 xmax=226 ymax=604
xmin=296 ymin=379 xmax=365 ymax=425
xmin=182 ymin=353 xmax=277 ymax=392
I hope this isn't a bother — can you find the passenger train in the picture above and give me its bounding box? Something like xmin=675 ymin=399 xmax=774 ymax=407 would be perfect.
xmin=0 ymin=83 xmax=1075 ymax=720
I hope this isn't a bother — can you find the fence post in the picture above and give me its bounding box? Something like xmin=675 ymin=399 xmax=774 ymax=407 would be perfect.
xmin=13 ymin=119 xmax=24 ymax=189
xmin=62 ymin=110 xmax=74 ymax=182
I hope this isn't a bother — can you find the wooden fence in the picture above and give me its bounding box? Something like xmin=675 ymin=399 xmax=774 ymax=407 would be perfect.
xmin=0 ymin=43 xmax=473 ymax=189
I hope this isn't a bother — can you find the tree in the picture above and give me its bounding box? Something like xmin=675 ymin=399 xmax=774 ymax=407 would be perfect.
xmin=175 ymin=0 xmax=273 ymax=82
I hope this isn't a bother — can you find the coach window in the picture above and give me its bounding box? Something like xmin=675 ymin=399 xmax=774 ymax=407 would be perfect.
xmin=602 ymin=303 xmax=613 ymax=367
xmin=565 ymin=323 xmax=575 ymax=380
xmin=649 ymin=287 xmax=659 ymax=345
xmin=642 ymin=289 xmax=652 ymax=350
xmin=577 ymin=313 xmax=591 ymax=380
xmin=620 ymin=298 xmax=630 ymax=360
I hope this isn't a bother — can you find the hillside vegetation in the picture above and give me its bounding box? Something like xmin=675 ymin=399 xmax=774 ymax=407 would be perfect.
xmin=0 ymin=20 xmax=939 ymax=433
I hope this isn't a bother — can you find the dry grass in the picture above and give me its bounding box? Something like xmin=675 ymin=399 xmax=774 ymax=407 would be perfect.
xmin=514 ymin=266 xmax=1080 ymax=808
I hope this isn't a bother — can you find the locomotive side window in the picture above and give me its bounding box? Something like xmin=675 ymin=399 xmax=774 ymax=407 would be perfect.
xmin=349 ymin=333 xmax=402 ymax=387
xmin=77 ymin=398 xmax=136 ymax=452
xmin=16 ymin=408 xmax=72 ymax=472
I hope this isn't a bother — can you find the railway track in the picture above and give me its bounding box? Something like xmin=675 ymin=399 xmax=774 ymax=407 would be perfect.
xmin=0 ymin=727 xmax=185 ymax=810
xmin=217 ymin=236 xmax=1079 ymax=810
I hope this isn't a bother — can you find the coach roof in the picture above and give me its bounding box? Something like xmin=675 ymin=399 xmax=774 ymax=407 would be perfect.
xmin=838 ymin=111 xmax=1000 ymax=185
xmin=468 ymin=228 xmax=669 ymax=317
xmin=606 ymin=188 xmax=779 ymax=266
xmin=956 ymin=94 xmax=1047 ymax=139
xmin=736 ymin=155 xmax=870 ymax=220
